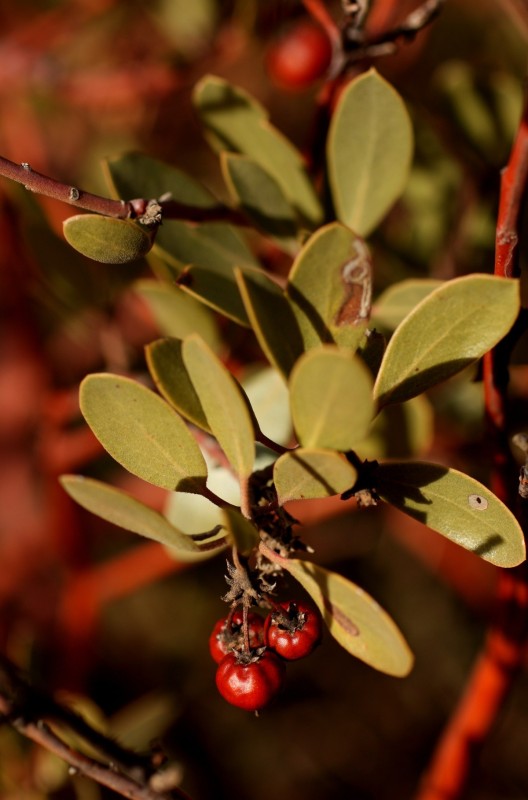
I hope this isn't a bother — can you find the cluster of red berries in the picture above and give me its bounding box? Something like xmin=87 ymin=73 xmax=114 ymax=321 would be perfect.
xmin=210 ymin=601 xmax=322 ymax=712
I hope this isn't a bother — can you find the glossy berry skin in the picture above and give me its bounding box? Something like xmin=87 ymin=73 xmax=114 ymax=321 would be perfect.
xmin=265 ymin=601 xmax=322 ymax=661
xmin=265 ymin=21 xmax=333 ymax=91
xmin=209 ymin=611 xmax=264 ymax=664
xmin=215 ymin=650 xmax=286 ymax=711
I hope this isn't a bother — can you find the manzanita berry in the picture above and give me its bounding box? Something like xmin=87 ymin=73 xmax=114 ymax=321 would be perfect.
xmin=265 ymin=21 xmax=333 ymax=91
xmin=209 ymin=610 xmax=264 ymax=664
xmin=215 ymin=649 xmax=286 ymax=711
xmin=265 ymin=600 xmax=322 ymax=660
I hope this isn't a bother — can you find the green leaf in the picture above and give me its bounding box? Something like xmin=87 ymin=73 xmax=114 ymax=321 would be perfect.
xmin=375 ymin=461 xmax=526 ymax=567
xmin=182 ymin=335 xmax=255 ymax=478
xmin=221 ymin=507 xmax=260 ymax=556
xmin=371 ymin=279 xmax=443 ymax=331
xmin=80 ymin=374 xmax=207 ymax=492
xmin=287 ymin=222 xmax=371 ymax=351
xmin=63 ymin=215 xmax=154 ymax=264
xmin=154 ymin=220 xmax=260 ymax=325
xmin=221 ymin=153 xmax=300 ymax=253
xmin=261 ymin=544 xmax=413 ymax=676
xmin=327 ymin=69 xmax=413 ymax=237
xmin=289 ymin=346 xmax=374 ymax=450
xmin=146 ymin=338 xmax=210 ymax=432
xmin=103 ymin=151 xmax=220 ymax=210
xmin=235 ymin=268 xmax=304 ymax=378
xmin=135 ymin=279 xmax=219 ymax=349
xmin=274 ymin=448 xmax=357 ymax=504
xmin=193 ymin=75 xmax=323 ymax=226
xmin=373 ymin=275 xmax=520 ymax=407
xmin=60 ymin=475 xmax=225 ymax=560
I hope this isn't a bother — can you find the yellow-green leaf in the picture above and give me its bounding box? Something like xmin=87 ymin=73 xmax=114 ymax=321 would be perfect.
xmin=193 ymin=75 xmax=322 ymax=226
xmin=63 ymin=215 xmax=154 ymax=264
xmin=235 ymin=268 xmax=304 ymax=379
xmin=274 ymin=448 xmax=357 ymax=504
xmin=146 ymin=338 xmax=210 ymax=432
xmin=375 ymin=461 xmax=526 ymax=567
xmin=60 ymin=475 xmax=225 ymax=560
xmin=135 ymin=279 xmax=220 ymax=349
xmin=373 ymin=275 xmax=520 ymax=408
xmin=261 ymin=545 xmax=413 ymax=676
xmin=222 ymin=153 xmax=300 ymax=254
xmin=182 ymin=335 xmax=255 ymax=478
xmin=80 ymin=374 xmax=207 ymax=492
xmin=289 ymin=346 xmax=374 ymax=450
xmin=327 ymin=69 xmax=413 ymax=237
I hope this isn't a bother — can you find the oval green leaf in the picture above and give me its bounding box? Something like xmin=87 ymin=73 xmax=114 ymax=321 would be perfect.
xmin=135 ymin=279 xmax=220 ymax=349
xmin=289 ymin=346 xmax=374 ymax=450
xmin=274 ymin=448 xmax=357 ymax=505
xmin=327 ymin=69 xmax=413 ymax=237
xmin=287 ymin=222 xmax=371 ymax=351
xmin=222 ymin=153 xmax=300 ymax=253
xmin=146 ymin=338 xmax=210 ymax=432
xmin=193 ymin=75 xmax=322 ymax=226
xmin=375 ymin=461 xmax=526 ymax=567
xmin=60 ymin=475 xmax=226 ymax=561
xmin=80 ymin=374 xmax=207 ymax=492
xmin=182 ymin=335 xmax=255 ymax=478
xmin=63 ymin=215 xmax=153 ymax=264
xmin=373 ymin=275 xmax=520 ymax=407
xmin=235 ymin=267 xmax=304 ymax=379
xmin=260 ymin=544 xmax=413 ymax=676
xmin=371 ymin=279 xmax=443 ymax=331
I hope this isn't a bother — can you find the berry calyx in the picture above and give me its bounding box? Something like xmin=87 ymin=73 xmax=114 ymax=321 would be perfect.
xmin=215 ymin=649 xmax=286 ymax=711
xmin=209 ymin=610 xmax=264 ymax=664
xmin=265 ymin=600 xmax=322 ymax=660
xmin=265 ymin=21 xmax=333 ymax=91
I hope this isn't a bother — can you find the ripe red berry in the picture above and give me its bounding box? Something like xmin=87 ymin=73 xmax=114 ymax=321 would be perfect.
xmin=265 ymin=21 xmax=333 ymax=91
xmin=209 ymin=610 xmax=264 ymax=664
xmin=265 ymin=600 xmax=322 ymax=660
xmin=215 ymin=649 xmax=285 ymax=711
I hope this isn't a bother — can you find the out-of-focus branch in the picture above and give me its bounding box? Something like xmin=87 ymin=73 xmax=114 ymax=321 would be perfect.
xmin=0 ymin=655 xmax=190 ymax=800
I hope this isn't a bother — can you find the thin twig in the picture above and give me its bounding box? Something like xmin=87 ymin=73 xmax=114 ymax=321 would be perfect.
xmin=0 ymin=155 xmax=249 ymax=226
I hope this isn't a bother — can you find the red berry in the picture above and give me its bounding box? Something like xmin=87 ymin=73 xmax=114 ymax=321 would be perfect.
xmin=215 ymin=650 xmax=285 ymax=711
xmin=265 ymin=601 xmax=322 ymax=660
xmin=265 ymin=21 xmax=333 ymax=91
xmin=209 ymin=610 xmax=264 ymax=664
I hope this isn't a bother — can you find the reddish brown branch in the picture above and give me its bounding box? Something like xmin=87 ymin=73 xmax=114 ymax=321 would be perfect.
xmin=0 ymin=155 xmax=249 ymax=226
xmin=415 ymin=95 xmax=528 ymax=800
